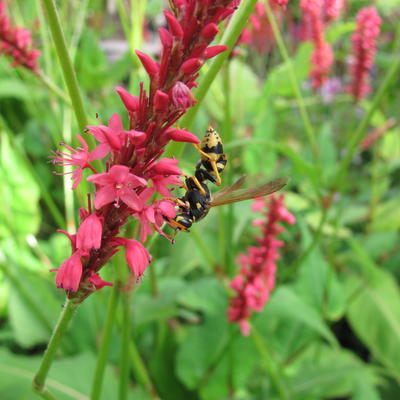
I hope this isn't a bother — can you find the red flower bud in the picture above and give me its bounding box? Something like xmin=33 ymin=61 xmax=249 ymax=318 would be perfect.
xmin=181 ymin=58 xmax=203 ymax=74
xmin=171 ymin=81 xmax=196 ymax=109
xmin=164 ymin=10 xmax=184 ymax=38
xmin=159 ymin=27 xmax=173 ymax=49
xmin=204 ymin=45 xmax=227 ymax=59
xmin=115 ymin=86 xmax=139 ymax=112
xmin=166 ymin=128 xmax=200 ymax=144
xmin=200 ymin=23 xmax=220 ymax=41
xmin=154 ymin=90 xmax=170 ymax=112
xmin=135 ymin=50 xmax=159 ymax=76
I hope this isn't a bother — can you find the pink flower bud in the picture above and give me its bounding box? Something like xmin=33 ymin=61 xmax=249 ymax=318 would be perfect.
xmin=150 ymin=158 xmax=182 ymax=176
xmin=55 ymin=251 xmax=83 ymax=292
xmin=76 ymin=214 xmax=103 ymax=252
xmin=135 ymin=50 xmax=159 ymax=77
xmin=164 ymin=10 xmax=183 ymax=38
xmin=124 ymin=239 xmax=151 ymax=277
xmin=181 ymin=58 xmax=203 ymax=74
xmin=171 ymin=81 xmax=196 ymax=109
xmin=115 ymin=86 xmax=139 ymax=112
xmin=204 ymin=45 xmax=227 ymax=59
xmin=154 ymin=90 xmax=170 ymax=112
xmin=88 ymin=271 xmax=113 ymax=290
xmin=166 ymin=128 xmax=200 ymax=144
xmin=200 ymin=23 xmax=220 ymax=41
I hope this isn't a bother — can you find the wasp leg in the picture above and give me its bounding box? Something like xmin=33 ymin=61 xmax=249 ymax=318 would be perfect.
xmin=163 ymin=197 xmax=188 ymax=208
xmin=192 ymin=144 xmax=222 ymax=186
xmin=184 ymin=174 xmax=207 ymax=195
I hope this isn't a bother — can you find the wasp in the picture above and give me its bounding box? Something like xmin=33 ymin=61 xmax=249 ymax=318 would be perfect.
xmin=193 ymin=126 xmax=227 ymax=186
xmin=167 ymin=176 xmax=288 ymax=233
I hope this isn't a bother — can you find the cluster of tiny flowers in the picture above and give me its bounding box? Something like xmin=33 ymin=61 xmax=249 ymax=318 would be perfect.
xmin=237 ymin=1 xmax=288 ymax=54
xmin=227 ymin=195 xmax=295 ymax=336
xmin=0 ymin=1 xmax=40 ymax=72
xmin=300 ymin=0 xmax=334 ymax=90
xmin=347 ymin=7 xmax=381 ymax=101
xmin=324 ymin=0 xmax=345 ymax=23
xmin=51 ymin=0 xmax=241 ymax=300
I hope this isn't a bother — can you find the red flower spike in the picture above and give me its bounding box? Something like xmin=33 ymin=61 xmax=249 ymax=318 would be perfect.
xmin=348 ymin=7 xmax=381 ymax=101
xmin=163 ymin=10 xmax=184 ymax=38
xmin=51 ymin=0 xmax=244 ymax=297
xmin=228 ymin=195 xmax=295 ymax=336
xmin=0 ymin=2 xmax=40 ymax=72
xmin=135 ymin=50 xmax=159 ymax=76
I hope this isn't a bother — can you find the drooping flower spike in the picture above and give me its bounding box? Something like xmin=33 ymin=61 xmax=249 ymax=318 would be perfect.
xmin=51 ymin=0 xmax=243 ymax=300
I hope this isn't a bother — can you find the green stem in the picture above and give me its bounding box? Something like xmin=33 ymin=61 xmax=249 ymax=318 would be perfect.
xmin=263 ymin=0 xmax=318 ymax=159
xmin=41 ymin=0 xmax=88 ymax=133
xmin=90 ymin=284 xmax=119 ymax=400
xmin=251 ymin=327 xmax=289 ymax=400
xmin=119 ymin=291 xmax=131 ymax=400
xmin=33 ymin=299 xmax=80 ymax=398
xmin=128 ymin=341 xmax=158 ymax=397
xmin=333 ymin=55 xmax=400 ymax=190
xmin=223 ymin=63 xmax=234 ymax=275
xmin=165 ymin=0 xmax=258 ymax=158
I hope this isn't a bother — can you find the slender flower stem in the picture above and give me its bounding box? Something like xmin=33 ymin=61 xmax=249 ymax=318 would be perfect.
xmin=119 ymin=291 xmax=131 ymax=400
xmin=90 ymin=283 xmax=119 ymax=400
xmin=165 ymin=0 xmax=258 ymax=158
xmin=333 ymin=55 xmax=400 ymax=191
xmin=32 ymin=299 xmax=80 ymax=398
xmin=251 ymin=327 xmax=289 ymax=400
xmin=41 ymin=0 xmax=87 ymax=133
xmin=263 ymin=0 xmax=318 ymax=160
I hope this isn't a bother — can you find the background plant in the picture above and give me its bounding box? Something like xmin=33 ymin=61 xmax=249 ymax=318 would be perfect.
xmin=0 ymin=0 xmax=400 ymax=399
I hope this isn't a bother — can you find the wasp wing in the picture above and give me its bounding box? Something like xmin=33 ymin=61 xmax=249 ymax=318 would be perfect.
xmin=210 ymin=177 xmax=288 ymax=207
xmin=210 ymin=175 xmax=247 ymax=199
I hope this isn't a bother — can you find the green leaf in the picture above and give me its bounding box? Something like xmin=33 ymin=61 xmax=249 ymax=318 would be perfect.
xmin=346 ymin=239 xmax=400 ymax=381
xmin=259 ymin=286 xmax=338 ymax=347
xmin=0 ymin=79 xmax=45 ymax=100
xmin=0 ymin=349 xmax=122 ymax=400
xmin=176 ymin=286 xmax=229 ymax=390
xmin=289 ymin=345 xmax=378 ymax=399
xmin=0 ymin=132 xmax=41 ymax=238
xmin=263 ymin=43 xmax=312 ymax=97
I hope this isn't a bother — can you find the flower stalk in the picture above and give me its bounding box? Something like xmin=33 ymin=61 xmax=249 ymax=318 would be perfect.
xmin=32 ymin=298 xmax=80 ymax=398
xmin=41 ymin=0 xmax=88 ymax=133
